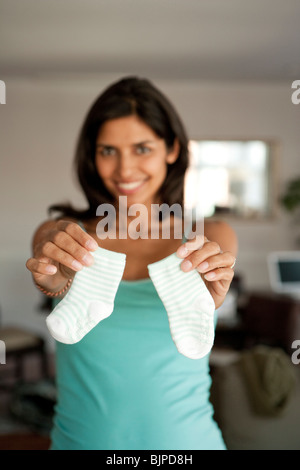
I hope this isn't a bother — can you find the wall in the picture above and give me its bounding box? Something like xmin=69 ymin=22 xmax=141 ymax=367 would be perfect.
xmin=0 ymin=75 xmax=299 ymax=347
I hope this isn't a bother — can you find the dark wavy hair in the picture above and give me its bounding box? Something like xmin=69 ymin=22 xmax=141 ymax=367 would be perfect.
xmin=49 ymin=76 xmax=189 ymax=219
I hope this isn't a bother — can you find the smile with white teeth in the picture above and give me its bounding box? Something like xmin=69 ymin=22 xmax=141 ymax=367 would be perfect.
xmin=117 ymin=181 xmax=145 ymax=190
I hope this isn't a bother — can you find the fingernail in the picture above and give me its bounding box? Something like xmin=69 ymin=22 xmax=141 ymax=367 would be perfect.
xmin=46 ymin=265 xmax=57 ymax=274
xmin=204 ymin=272 xmax=216 ymax=280
xmin=72 ymin=260 xmax=83 ymax=271
xmin=82 ymin=253 xmax=94 ymax=266
xmin=181 ymin=260 xmax=193 ymax=272
xmin=197 ymin=261 xmax=209 ymax=272
xmin=177 ymin=246 xmax=188 ymax=258
xmin=86 ymin=239 xmax=98 ymax=250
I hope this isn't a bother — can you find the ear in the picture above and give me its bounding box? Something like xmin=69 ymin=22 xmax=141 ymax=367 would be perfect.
xmin=166 ymin=138 xmax=180 ymax=164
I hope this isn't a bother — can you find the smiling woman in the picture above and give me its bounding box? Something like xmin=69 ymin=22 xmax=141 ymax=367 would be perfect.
xmin=94 ymin=115 xmax=179 ymax=210
xmin=26 ymin=76 xmax=237 ymax=450
xmin=48 ymin=77 xmax=189 ymax=221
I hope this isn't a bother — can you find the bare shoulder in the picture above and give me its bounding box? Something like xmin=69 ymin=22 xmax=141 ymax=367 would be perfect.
xmin=204 ymin=219 xmax=238 ymax=255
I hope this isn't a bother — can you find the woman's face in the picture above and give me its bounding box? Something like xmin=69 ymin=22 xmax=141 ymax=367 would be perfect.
xmin=95 ymin=115 xmax=179 ymax=209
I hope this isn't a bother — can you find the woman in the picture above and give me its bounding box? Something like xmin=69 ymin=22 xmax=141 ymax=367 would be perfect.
xmin=26 ymin=77 xmax=237 ymax=450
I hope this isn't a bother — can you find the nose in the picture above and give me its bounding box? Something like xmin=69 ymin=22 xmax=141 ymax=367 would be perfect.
xmin=117 ymin=154 xmax=135 ymax=179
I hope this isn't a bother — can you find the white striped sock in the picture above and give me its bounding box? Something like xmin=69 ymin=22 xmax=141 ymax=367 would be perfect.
xmin=148 ymin=253 xmax=215 ymax=359
xmin=46 ymin=247 xmax=126 ymax=344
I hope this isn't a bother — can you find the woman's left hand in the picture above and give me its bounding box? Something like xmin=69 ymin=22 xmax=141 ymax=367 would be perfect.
xmin=176 ymin=235 xmax=236 ymax=309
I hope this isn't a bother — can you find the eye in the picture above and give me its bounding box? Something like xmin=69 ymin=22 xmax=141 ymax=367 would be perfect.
xmin=97 ymin=146 xmax=116 ymax=157
xmin=136 ymin=145 xmax=151 ymax=155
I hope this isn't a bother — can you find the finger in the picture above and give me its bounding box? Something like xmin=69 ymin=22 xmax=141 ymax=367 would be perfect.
xmin=180 ymin=240 xmax=222 ymax=272
xmin=26 ymin=257 xmax=57 ymax=275
xmin=41 ymin=241 xmax=85 ymax=272
xmin=49 ymin=230 xmax=95 ymax=267
xmin=56 ymin=220 xmax=98 ymax=251
xmin=196 ymin=251 xmax=236 ymax=274
xmin=203 ymin=267 xmax=235 ymax=282
xmin=176 ymin=234 xmax=206 ymax=258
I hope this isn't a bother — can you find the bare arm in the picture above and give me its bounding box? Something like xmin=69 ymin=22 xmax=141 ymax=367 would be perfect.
xmin=204 ymin=220 xmax=238 ymax=256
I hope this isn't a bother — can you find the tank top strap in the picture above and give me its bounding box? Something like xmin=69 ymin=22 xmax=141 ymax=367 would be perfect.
xmin=182 ymin=217 xmax=196 ymax=244
xmin=77 ymin=220 xmax=86 ymax=231
xmin=182 ymin=233 xmax=188 ymax=243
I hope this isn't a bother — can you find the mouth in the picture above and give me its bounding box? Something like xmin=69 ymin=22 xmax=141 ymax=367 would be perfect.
xmin=115 ymin=179 xmax=147 ymax=195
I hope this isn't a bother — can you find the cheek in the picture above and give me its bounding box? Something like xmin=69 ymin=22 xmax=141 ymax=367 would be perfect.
xmin=143 ymin=155 xmax=168 ymax=176
xmin=95 ymin=157 xmax=114 ymax=179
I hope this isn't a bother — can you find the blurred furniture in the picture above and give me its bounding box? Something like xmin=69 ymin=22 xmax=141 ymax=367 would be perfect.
xmin=0 ymin=327 xmax=48 ymax=389
xmin=215 ymin=290 xmax=300 ymax=354
xmin=0 ymin=433 xmax=50 ymax=450
xmin=210 ymin=288 xmax=300 ymax=450
xmin=242 ymin=292 xmax=300 ymax=354
xmin=210 ymin=350 xmax=300 ymax=450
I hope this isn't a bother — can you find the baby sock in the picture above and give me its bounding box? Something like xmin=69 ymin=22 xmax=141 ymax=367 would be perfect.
xmin=148 ymin=253 xmax=215 ymax=359
xmin=46 ymin=246 xmax=126 ymax=344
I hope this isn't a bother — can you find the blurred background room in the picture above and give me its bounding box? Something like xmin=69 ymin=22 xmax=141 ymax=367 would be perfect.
xmin=0 ymin=0 xmax=300 ymax=450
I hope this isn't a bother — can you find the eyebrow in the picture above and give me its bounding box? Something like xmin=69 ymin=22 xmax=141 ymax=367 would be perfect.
xmin=96 ymin=140 xmax=156 ymax=148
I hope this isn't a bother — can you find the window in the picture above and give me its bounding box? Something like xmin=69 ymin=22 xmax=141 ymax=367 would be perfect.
xmin=184 ymin=139 xmax=276 ymax=219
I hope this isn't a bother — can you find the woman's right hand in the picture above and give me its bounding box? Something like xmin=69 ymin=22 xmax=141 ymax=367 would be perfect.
xmin=26 ymin=219 xmax=98 ymax=293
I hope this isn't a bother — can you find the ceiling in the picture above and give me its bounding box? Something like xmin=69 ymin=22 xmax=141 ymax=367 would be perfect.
xmin=1 ymin=0 xmax=300 ymax=81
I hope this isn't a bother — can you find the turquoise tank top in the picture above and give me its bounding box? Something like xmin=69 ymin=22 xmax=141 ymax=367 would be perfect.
xmin=50 ymin=276 xmax=226 ymax=450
